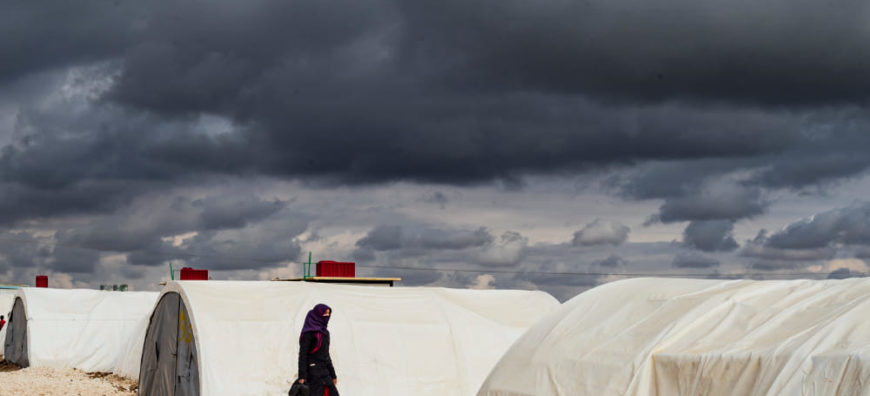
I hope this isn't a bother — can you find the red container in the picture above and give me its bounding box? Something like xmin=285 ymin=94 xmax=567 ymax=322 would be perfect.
xmin=316 ymin=261 xmax=355 ymax=277
xmin=180 ymin=267 xmax=209 ymax=280
xmin=35 ymin=275 xmax=48 ymax=288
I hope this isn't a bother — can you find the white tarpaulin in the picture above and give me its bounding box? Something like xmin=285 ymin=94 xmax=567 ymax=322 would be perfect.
xmin=114 ymin=310 xmax=152 ymax=379
xmin=478 ymin=277 xmax=870 ymax=396
xmin=0 ymin=289 xmax=15 ymax=359
xmin=3 ymin=287 xmax=157 ymax=375
xmin=140 ymin=281 xmax=560 ymax=396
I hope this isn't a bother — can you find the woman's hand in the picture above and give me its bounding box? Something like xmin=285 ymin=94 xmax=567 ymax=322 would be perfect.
xmin=333 ymin=378 xmax=338 ymax=385
xmin=298 ymin=379 xmax=305 ymax=384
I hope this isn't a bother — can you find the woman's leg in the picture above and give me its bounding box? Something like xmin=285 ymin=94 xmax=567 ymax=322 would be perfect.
xmin=308 ymin=365 xmax=336 ymax=396
xmin=308 ymin=381 xmax=325 ymax=396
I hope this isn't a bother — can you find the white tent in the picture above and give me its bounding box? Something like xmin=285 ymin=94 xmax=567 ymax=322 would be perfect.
xmin=114 ymin=310 xmax=152 ymax=379
xmin=0 ymin=289 xmax=15 ymax=359
xmin=138 ymin=281 xmax=560 ymax=396
xmin=2 ymin=287 xmax=158 ymax=376
xmin=478 ymin=277 xmax=870 ymax=396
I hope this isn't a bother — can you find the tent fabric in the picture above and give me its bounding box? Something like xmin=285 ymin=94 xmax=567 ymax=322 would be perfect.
xmin=478 ymin=277 xmax=870 ymax=396
xmin=3 ymin=297 xmax=27 ymax=364
xmin=139 ymin=292 xmax=183 ymax=396
xmin=138 ymin=292 xmax=200 ymax=396
xmin=141 ymin=281 xmax=560 ymax=396
xmin=113 ymin=309 xmax=154 ymax=379
xmin=0 ymin=290 xmax=15 ymax=359
xmin=2 ymin=287 xmax=158 ymax=375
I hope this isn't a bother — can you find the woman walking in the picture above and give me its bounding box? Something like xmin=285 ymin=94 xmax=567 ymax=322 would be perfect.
xmin=298 ymin=304 xmax=339 ymax=396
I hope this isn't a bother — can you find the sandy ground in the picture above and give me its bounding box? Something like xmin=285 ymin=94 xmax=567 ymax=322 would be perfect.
xmin=0 ymin=361 xmax=137 ymax=396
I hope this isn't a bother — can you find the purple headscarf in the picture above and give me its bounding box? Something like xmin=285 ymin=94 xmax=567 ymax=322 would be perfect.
xmin=300 ymin=304 xmax=332 ymax=353
xmin=300 ymin=303 xmax=331 ymax=336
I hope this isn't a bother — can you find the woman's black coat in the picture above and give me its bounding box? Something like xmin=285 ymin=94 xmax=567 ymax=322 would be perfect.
xmin=298 ymin=331 xmax=339 ymax=396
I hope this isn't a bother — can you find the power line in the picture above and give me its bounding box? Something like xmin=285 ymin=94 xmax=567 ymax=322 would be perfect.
xmin=0 ymin=235 xmax=865 ymax=279
xmin=350 ymin=263 xmax=867 ymax=279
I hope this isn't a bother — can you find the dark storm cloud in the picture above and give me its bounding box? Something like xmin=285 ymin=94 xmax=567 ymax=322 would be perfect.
xmin=351 ymin=223 xmax=530 ymax=287
xmin=742 ymin=244 xmax=836 ymax=262
xmin=0 ymin=99 xmax=251 ymax=189
xmin=672 ymin=252 xmax=720 ymax=268
xmin=351 ymin=223 xmax=500 ymax=285
xmin=0 ymin=180 xmax=141 ymax=225
xmin=353 ymin=224 xmax=523 ymax=270
xmin=356 ymin=225 xmax=493 ymax=251
xmin=0 ymin=93 xmax=253 ymax=225
xmin=422 ymin=191 xmax=448 ymax=209
xmin=734 ymin=202 xmax=870 ymax=270
xmin=2 ymin=0 xmax=869 ymax=217
xmin=196 ymin=196 xmax=285 ymax=230
xmin=126 ymin=239 xmax=175 ymax=267
xmin=398 ymin=0 xmax=870 ymax=105
xmin=0 ymin=1 xmax=827 ymax=192
xmin=655 ymin=184 xmax=767 ymax=223
xmin=0 ymin=230 xmax=99 ymax=274
xmin=683 ymin=220 xmax=739 ymax=252
xmin=606 ymin=122 xmax=870 ymax=223
xmin=827 ymin=268 xmax=866 ymax=279
xmin=476 ymin=231 xmax=527 ymax=267
xmin=2 ymin=0 xmax=870 ymax=287
xmin=165 ymin=224 xmax=306 ymax=271
xmin=351 ymin=248 xmax=376 ymax=262
xmin=355 ymin=225 xmax=403 ymax=251
xmin=497 ymin=241 xmax=687 ymax=300
xmin=753 ymin=148 xmax=870 ymax=190
xmin=119 ymin=263 xmax=147 ymax=280
xmin=596 ymin=255 xmax=626 ymax=267
xmin=125 ymin=213 xmax=308 ymax=270
xmin=359 ymin=263 xmax=444 ymax=286
xmin=57 ymin=195 xmax=287 ymax=253
xmin=0 ymin=1 xmax=145 ymax=84
xmin=765 ymin=202 xmax=870 ymax=249
xmin=749 ymin=260 xmax=808 ymax=271
xmin=49 ymin=246 xmax=101 ymax=274
xmin=572 ymin=219 xmax=630 ymax=246
xmin=607 ymin=159 xmax=741 ymax=201
xmin=609 ymin=160 xmax=773 ymax=224
xmin=747 ymin=121 xmax=870 ymax=190
xmin=40 ymin=194 xmax=300 ymax=272
xmin=0 ymin=231 xmax=52 ymax=269
xmin=360 ymin=236 xmax=720 ymax=300
xmin=515 ymin=271 xmax=602 ymax=289
xmin=7 ymin=0 xmax=870 ymax=105
xmin=739 ymin=229 xmax=834 ymax=271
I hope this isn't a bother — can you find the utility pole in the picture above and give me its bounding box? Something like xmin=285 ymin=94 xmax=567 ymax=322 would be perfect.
xmin=304 ymin=252 xmax=312 ymax=279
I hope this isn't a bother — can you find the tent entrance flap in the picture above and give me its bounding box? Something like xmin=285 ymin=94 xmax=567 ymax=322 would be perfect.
xmin=139 ymin=292 xmax=200 ymax=396
xmin=175 ymin=301 xmax=199 ymax=396
xmin=3 ymin=297 xmax=28 ymax=367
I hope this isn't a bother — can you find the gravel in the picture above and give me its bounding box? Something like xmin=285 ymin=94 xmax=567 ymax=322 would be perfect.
xmin=0 ymin=362 xmax=136 ymax=396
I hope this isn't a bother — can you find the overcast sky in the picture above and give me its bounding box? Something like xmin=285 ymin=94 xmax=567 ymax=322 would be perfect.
xmin=1 ymin=0 xmax=869 ymax=300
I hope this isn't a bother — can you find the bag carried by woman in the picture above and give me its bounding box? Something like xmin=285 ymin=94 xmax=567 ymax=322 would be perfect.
xmin=288 ymin=380 xmax=309 ymax=396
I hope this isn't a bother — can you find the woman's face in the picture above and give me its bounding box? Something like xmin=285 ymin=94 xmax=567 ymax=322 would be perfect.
xmin=323 ymin=308 xmax=331 ymax=317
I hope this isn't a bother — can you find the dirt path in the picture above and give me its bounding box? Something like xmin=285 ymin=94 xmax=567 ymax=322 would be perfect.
xmin=0 ymin=361 xmax=136 ymax=396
